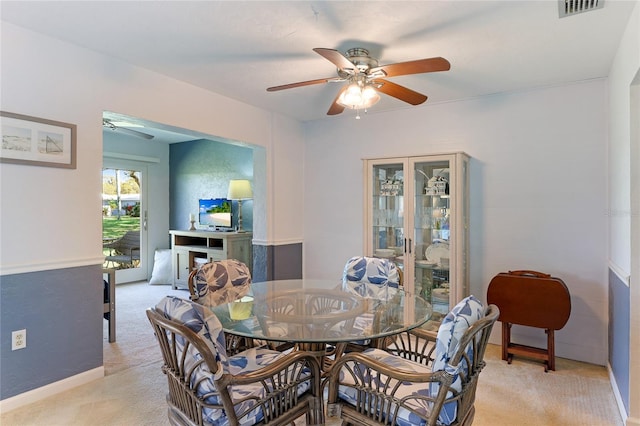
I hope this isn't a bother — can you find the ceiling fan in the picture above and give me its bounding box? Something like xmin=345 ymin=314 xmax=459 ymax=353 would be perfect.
xmin=103 ymin=118 xmax=154 ymax=140
xmin=267 ymin=47 xmax=450 ymax=118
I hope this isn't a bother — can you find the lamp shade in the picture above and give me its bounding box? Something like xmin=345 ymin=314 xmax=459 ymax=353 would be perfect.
xmin=337 ymin=82 xmax=380 ymax=110
xmin=227 ymin=179 xmax=252 ymax=200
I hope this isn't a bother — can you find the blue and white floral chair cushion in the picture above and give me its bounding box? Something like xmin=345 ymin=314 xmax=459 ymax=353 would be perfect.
xmin=342 ymin=256 xmax=400 ymax=344
xmin=342 ymin=256 xmax=400 ymax=299
xmin=336 ymin=295 xmax=485 ymax=426
xmin=191 ymin=259 xmax=251 ymax=306
xmin=156 ymin=295 xmax=227 ymax=366
xmin=156 ymin=296 xmax=309 ymax=425
xmin=430 ymin=295 xmax=485 ymax=424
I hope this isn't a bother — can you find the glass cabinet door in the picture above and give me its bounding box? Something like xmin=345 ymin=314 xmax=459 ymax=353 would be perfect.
xmin=412 ymin=159 xmax=452 ymax=316
xmin=369 ymin=161 xmax=406 ymax=273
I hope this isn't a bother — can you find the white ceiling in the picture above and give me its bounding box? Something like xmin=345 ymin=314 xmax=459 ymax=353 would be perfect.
xmin=1 ymin=1 xmax=636 ymax=125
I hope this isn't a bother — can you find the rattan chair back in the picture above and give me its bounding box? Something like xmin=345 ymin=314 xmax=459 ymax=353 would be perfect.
xmin=327 ymin=303 xmax=499 ymax=426
xmin=147 ymin=305 xmax=324 ymax=426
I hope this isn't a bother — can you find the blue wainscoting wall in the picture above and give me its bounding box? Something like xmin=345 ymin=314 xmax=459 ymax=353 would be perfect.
xmin=0 ymin=265 xmax=103 ymax=399
xmin=609 ymin=267 xmax=630 ymax=414
xmin=252 ymin=243 xmax=302 ymax=282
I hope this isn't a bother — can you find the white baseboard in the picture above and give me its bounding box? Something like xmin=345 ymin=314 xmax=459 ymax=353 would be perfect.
xmin=627 ymin=417 xmax=640 ymax=426
xmin=608 ymin=362 xmax=629 ymax=424
xmin=0 ymin=367 xmax=104 ymax=414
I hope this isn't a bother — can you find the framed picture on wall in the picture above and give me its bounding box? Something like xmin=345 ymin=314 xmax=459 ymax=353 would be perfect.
xmin=0 ymin=111 xmax=77 ymax=169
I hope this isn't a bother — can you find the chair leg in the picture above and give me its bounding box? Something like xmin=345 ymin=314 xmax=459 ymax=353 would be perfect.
xmin=546 ymin=329 xmax=555 ymax=371
xmin=501 ymin=322 xmax=511 ymax=362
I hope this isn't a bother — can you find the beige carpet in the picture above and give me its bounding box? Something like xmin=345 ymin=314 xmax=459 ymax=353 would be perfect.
xmin=474 ymin=345 xmax=622 ymax=425
xmin=102 ymin=281 xmax=187 ymax=375
xmin=1 ymin=281 xmax=623 ymax=425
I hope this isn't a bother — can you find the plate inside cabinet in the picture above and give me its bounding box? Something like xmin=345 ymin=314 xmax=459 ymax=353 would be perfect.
xmin=374 ymin=248 xmax=395 ymax=258
xmin=425 ymin=241 xmax=450 ymax=264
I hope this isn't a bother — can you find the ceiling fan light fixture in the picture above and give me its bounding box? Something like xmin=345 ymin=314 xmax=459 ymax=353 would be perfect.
xmin=337 ymin=82 xmax=380 ymax=111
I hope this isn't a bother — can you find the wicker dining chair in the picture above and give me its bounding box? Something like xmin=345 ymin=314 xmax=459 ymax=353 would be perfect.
xmin=147 ymin=296 xmax=324 ymax=426
xmin=188 ymin=259 xmax=257 ymax=354
xmin=327 ymin=296 xmax=499 ymax=426
xmin=341 ymin=256 xmax=402 ymax=352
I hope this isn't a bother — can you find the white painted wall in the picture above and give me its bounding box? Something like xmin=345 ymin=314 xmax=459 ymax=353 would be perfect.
xmin=608 ymin=2 xmax=640 ymax=424
xmin=263 ymin=114 xmax=305 ymax=245
xmin=0 ymin=22 xmax=305 ymax=276
xmin=609 ymin=2 xmax=640 ymax=279
xmin=304 ymin=80 xmax=609 ymax=365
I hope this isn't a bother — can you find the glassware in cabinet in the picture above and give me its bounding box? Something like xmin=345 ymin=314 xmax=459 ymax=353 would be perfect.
xmin=370 ymin=161 xmax=405 ymax=265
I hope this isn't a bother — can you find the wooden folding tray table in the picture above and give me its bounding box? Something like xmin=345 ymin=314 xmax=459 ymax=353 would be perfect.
xmin=487 ymin=270 xmax=571 ymax=371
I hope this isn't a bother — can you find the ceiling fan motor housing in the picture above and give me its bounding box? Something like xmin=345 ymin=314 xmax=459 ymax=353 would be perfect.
xmin=337 ymin=48 xmax=379 ymax=78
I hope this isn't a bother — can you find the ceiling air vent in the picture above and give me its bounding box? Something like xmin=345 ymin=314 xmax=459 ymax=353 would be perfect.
xmin=559 ymin=0 xmax=604 ymax=18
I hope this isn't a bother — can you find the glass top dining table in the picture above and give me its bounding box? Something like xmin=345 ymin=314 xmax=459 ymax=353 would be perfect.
xmin=209 ymin=279 xmax=433 ymax=345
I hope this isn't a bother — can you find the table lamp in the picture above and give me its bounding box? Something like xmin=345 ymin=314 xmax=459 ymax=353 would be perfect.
xmin=227 ymin=179 xmax=252 ymax=232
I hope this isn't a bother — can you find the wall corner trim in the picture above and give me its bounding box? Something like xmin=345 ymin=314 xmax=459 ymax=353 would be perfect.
xmin=0 ymin=257 xmax=105 ymax=276
xmin=609 ymin=261 xmax=631 ymax=287
xmin=252 ymin=238 xmax=303 ymax=246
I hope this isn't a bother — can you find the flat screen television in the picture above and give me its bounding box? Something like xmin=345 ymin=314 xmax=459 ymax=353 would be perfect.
xmin=198 ymin=198 xmax=233 ymax=230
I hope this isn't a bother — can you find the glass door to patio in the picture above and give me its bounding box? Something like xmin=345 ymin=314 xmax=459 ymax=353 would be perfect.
xmin=102 ymin=159 xmax=148 ymax=283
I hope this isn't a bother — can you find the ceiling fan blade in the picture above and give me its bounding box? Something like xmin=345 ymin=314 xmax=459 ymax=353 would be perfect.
xmin=117 ymin=127 xmax=155 ymax=140
xmin=374 ymin=79 xmax=428 ymax=105
xmin=371 ymin=57 xmax=450 ymax=78
xmin=267 ymin=77 xmax=341 ymax=92
xmin=313 ymin=48 xmax=357 ymax=73
xmin=327 ymin=86 xmax=347 ymax=115
xmin=103 ymin=119 xmax=154 ymax=139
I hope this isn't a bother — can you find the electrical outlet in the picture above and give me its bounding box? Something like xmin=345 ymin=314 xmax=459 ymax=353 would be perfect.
xmin=12 ymin=329 xmax=26 ymax=350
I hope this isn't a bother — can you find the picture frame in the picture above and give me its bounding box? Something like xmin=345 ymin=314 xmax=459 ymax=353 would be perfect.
xmin=0 ymin=111 xmax=76 ymax=169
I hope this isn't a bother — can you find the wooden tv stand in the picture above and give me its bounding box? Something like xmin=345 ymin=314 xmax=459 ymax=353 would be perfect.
xmin=169 ymin=230 xmax=252 ymax=289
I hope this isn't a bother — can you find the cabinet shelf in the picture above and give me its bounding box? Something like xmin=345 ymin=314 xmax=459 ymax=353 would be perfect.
xmin=415 ymin=261 xmax=450 ymax=271
xmin=413 ymin=226 xmax=450 ymax=231
xmin=373 ymin=224 xmax=404 ymax=229
xmin=416 ymin=194 xmax=450 ymax=199
xmin=179 ymin=244 xmax=224 ymax=251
